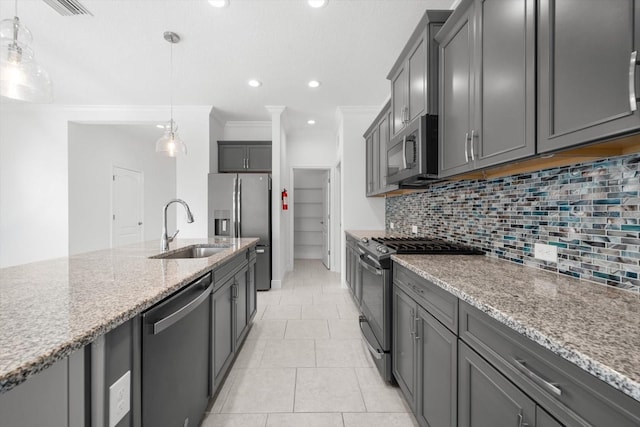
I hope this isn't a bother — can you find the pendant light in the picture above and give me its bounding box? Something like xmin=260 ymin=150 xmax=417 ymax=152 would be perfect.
xmin=155 ymin=31 xmax=187 ymax=157
xmin=0 ymin=0 xmax=53 ymax=103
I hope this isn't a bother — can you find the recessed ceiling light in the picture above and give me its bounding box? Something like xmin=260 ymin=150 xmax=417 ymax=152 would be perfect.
xmin=308 ymin=80 xmax=321 ymax=88
xmin=248 ymin=79 xmax=262 ymax=88
xmin=308 ymin=0 xmax=328 ymax=8
xmin=307 ymin=119 xmax=316 ymax=125
xmin=209 ymin=0 xmax=229 ymax=7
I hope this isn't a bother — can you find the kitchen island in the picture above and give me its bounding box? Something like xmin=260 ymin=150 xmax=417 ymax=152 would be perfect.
xmin=0 ymin=237 xmax=257 ymax=414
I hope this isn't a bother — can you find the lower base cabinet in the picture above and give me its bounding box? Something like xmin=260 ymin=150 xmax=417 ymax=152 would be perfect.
xmin=393 ymin=283 xmax=457 ymax=427
xmin=458 ymin=341 xmax=535 ymax=427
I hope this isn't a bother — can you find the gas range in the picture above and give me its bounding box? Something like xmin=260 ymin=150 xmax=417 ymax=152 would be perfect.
xmin=357 ymin=236 xmax=482 ymax=265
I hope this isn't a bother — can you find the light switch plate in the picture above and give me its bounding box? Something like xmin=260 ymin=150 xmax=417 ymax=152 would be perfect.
xmin=534 ymin=243 xmax=558 ymax=263
xmin=411 ymin=225 xmax=418 ymax=234
xmin=109 ymin=370 xmax=131 ymax=427
xmin=390 ymin=222 xmax=394 ymax=229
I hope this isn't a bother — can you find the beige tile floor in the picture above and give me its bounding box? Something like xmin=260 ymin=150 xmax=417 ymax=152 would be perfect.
xmin=202 ymin=259 xmax=418 ymax=427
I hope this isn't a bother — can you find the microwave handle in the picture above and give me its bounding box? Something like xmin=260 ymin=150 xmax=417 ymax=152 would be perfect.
xmin=402 ymin=136 xmax=407 ymax=169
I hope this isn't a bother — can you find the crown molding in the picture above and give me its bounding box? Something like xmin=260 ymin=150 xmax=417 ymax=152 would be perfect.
xmin=225 ymin=121 xmax=271 ymax=128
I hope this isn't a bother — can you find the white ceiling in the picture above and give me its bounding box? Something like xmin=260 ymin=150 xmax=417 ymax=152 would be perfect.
xmin=0 ymin=0 xmax=455 ymax=132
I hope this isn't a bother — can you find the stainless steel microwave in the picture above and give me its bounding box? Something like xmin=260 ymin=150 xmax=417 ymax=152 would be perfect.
xmin=386 ymin=114 xmax=438 ymax=186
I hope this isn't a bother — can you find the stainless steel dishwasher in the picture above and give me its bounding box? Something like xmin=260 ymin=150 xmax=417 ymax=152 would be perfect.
xmin=141 ymin=272 xmax=212 ymax=427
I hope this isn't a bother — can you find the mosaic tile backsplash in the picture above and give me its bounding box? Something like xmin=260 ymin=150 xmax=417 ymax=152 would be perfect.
xmin=385 ymin=153 xmax=640 ymax=292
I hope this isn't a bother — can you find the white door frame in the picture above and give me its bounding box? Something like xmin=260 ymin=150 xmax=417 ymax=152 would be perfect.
xmin=288 ymin=165 xmax=339 ymax=272
xmin=111 ymin=165 xmax=144 ymax=248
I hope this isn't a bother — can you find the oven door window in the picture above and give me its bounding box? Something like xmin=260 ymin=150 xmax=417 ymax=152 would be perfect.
xmin=360 ymin=259 xmax=386 ymax=348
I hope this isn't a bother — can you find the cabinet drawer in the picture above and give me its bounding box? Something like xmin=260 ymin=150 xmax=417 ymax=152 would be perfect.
xmin=214 ymin=252 xmax=247 ymax=288
xmin=393 ymin=263 xmax=457 ymax=333
xmin=459 ymin=301 xmax=640 ymax=426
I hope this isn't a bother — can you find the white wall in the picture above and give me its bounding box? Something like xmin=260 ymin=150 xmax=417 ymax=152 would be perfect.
xmin=68 ymin=124 xmax=177 ymax=255
xmin=209 ymin=112 xmax=225 ymax=173
xmin=222 ymin=121 xmax=271 ymax=141
xmin=0 ymin=104 xmax=211 ymax=268
xmin=336 ymin=107 xmax=386 ymax=281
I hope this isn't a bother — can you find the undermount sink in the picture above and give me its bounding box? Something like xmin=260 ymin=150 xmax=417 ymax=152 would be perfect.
xmin=150 ymin=245 xmax=230 ymax=259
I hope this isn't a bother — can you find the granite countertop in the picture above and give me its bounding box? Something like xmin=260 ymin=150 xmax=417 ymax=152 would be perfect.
xmin=393 ymin=255 xmax=640 ymax=403
xmin=345 ymin=230 xmax=640 ymax=402
xmin=0 ymin=237 xmax=258 ymax=394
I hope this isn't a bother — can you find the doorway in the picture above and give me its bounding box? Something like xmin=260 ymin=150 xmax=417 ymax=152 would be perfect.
xmin=292 ymin=168 xmax=331 ymax=269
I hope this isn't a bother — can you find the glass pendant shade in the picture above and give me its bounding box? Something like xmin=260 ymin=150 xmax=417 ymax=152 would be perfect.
xmin=0 ymin=17 xmax=52 ymax=103
xmin=155 ymin=121 xmax=187 ymax=157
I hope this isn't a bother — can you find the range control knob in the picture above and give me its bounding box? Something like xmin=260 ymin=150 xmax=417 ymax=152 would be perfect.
xmin=360 ymin=237 xmax=369 ymax=244
xmin=377 ymin=245 xmax=389 ymax=254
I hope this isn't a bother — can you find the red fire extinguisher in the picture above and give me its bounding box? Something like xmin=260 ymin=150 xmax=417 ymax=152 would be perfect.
xmin=282 ymin=188 xmax=289 ymax=211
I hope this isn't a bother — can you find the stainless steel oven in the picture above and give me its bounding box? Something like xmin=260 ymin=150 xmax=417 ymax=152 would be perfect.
xmin=358 ymin=252 xmax=392 ymax=382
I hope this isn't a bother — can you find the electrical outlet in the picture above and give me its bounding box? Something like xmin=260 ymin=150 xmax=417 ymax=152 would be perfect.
xmin=411 ymin=225 xmax=418 ymax=234
xmin=534 ymin=243 xmax=558 ymax=263
xmin=109 ymin=370 xmax=131 ymax=427
xmin=390 ymin=222 xmax=395 ymax=229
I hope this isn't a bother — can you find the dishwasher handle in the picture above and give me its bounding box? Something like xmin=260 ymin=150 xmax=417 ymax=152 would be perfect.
xmin=152 ymin=282 xmax=213 ymax=335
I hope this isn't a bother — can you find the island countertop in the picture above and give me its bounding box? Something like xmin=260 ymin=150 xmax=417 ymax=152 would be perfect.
xmin=0 ymin=237 xmax=258 ymax=393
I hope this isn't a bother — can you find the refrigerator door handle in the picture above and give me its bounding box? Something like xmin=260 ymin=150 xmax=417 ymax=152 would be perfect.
xmin=238 ymin=178 xmax=242 ymax=237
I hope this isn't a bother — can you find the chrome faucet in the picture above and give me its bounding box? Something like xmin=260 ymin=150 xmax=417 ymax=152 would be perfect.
xmin=161 ymin=199 xmax=194 ymax=251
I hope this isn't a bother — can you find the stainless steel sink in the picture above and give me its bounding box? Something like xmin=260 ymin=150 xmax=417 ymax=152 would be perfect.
xmin=150 ymin=245 xmax=230 ymax=259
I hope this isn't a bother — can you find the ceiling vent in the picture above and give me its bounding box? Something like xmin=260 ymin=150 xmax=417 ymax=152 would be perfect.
xmin=41 ymin=0 xmax=93 ymax=16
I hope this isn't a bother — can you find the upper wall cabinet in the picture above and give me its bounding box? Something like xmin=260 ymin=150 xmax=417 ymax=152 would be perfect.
xmin=364 ymin=101 xmax=398 ymax=196
xmin=388 ymin=10 xmax=452 ymax=139
xmin=538 ymin=0 xmax=640 ymax=152
xmin=218 ymin=141 xmax=272 ymax=173
xmin=436 ymin=0 xmax=536 ymax=178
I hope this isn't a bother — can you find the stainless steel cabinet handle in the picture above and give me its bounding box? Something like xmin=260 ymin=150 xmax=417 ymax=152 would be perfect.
xmin=630 ymin=51 xmax=639 ymax=112
xmin=152 ymin=283 xmax=213 ymax=335
xmin=512 ymin=359 xmax=562 ymax=397
xmin=414 ymin=314 xmax=420 ymax=340
xmin=470 ymin=129 xmax=476 ymax=161
xmin=246 ymin=158 xmax=249 ymax=169
xmin=409 ymin=308 xmax=415 ymax=337
xmin=402 ymin=136 xmax=408 ymax=169
xmin=517 ymin=411 xmax=529 ymax=427
xmin=256 ymin=248 xmax=265 ymax=254
xmin=464 ymin=132 xmax=469 ymax=163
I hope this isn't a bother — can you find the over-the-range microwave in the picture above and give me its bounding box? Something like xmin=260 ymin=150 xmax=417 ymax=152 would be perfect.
xmin=386 ymin=114 xmax=438 ymax=186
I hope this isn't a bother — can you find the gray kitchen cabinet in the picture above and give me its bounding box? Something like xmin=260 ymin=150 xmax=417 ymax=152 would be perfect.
xmin=212 ymin=277 xmax=235 ymax=391
xmin=393 ymin=267 xmax=458 ymax=427
xmin=392 ymin=284 xmax=418 ymax=412
xmin=364 ymin=101 xmax=398 ymax=196
xmin=248 ymin=249 xmax=257 ymax=322
xmin=234 ymin=263 xmax=249 ymax=346
xmin=437 ymin=0 xmax=535 ymax=177
xmin=537 ymin=407 xmax=563 ymax=427
xmin=388 ymin=10 xmax=451 ymax=138
xmin=344 ymin=234 xmax=362 ymax=305
xmin=218 ymin=141 xmax=272 ymax=172
xmin=538 ymin=0 xmax=640 ymax=152
xmin=0 ymin=349 xmax=86 ymax=427
xmin=416 ymin=306 xmax=457 ymax=427
xmin=458 ymin=341 xmax=536 ymax=427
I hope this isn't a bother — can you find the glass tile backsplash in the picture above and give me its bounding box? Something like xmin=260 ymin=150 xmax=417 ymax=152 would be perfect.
xmin=385 ymin=154 xmax=640 ymax=292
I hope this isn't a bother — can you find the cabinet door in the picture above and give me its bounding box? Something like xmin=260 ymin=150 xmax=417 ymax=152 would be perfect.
xmin=408 ymin=33 xmax=427 ymax=123
xmin=458 ymin=341 xmax=535 ymax=427
xmin=392 ymin=285 xmax=417 ymax=411
xmin=378 ymin=110 xmax=392 ymax=191
xmin=474 ymin=0 xmax=535 ymax=168
xmin=538 ymin=0 xmax=640 ymax=152
xmin=234 ymin=265 xmax=249 ymax=345
xmin=439 ymin=3 xmax=474 ymax=177
xmin=248 ymin=259 xmax=256 ymax=321
xmin=416 ymin=307 xmax=457 ymax=427
xmin=391 ymin=65 xmax=407 ymax=137
xmin=365 ymin=134 xmax=374 ymax=196
xmin=218 ymin=144 xmax=247 ymax=172
xmin=537 ymin=407 xmax=563 ymax=427
xmin=246 ymin=145 xmax=272 ymax=171
xmin=372 ymin=127 xmax=380 ymax=193
xmin=212 ymin=279 xmax=234 ymax=390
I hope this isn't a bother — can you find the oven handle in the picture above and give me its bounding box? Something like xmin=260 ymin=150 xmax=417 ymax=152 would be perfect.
xmin=359 ymin=316 xmax=384 ymax=360
xmin=360 ymin=259 xmax=383 ymax=276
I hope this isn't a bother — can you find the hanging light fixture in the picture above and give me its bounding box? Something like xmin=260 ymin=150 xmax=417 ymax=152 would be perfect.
xmin=0 ymin=0 xmax=53 ymax=103
xmin=156 ymin=31 xmax=187 ymax=157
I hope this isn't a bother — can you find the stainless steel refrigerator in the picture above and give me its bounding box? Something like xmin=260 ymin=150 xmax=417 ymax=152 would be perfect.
xmin=208 ymin=173 xmax=272 ymax=290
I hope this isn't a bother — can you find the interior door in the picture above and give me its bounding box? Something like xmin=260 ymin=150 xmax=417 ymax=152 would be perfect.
xmin=111 ymin=166 xmax=143 ymax=248
xmin=321 ymin=171 xmax=330 ymax=269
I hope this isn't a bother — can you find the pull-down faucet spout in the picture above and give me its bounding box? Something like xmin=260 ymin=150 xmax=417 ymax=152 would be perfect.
xmin=161 ymin=199 xmax=194 ymax=251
